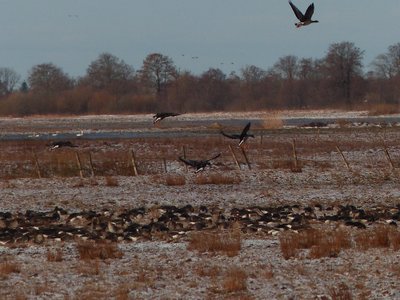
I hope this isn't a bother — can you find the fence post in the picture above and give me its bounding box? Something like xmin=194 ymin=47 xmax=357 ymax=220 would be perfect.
xmin=240 ymin=147 xmax=251 ymax=170
xmin=383 ymin=144 xmax=395 ymax=169
xmin=163 ymin=158 xmax=167 ymax=173
xmin=32 ymin=151 xmax=42 ymax=179
xmin=292 ymin=139 xmax=299 ymax=170
xmin=229 ymin=145 xmax=241 ymax=170
xmin=182 ymin=146 xmax=188 ymax=172
xmin=88 ymin=151 xmax=95 ymax=177
xmin=75 ymin=151 xmax=84 ymax=179
xmin=335 ymin=145 xmax=350 ymax=170
xmin=130 ymin=150 xmax=138 ymax=176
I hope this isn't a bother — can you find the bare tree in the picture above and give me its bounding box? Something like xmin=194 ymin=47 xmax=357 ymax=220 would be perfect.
xmin=28 ymin=63 xmax=73 ymax=93
xmin=271 ymin=55 xmax=298 ymax=80
xmin=323 ymin=41 xmax=364 ymax=105
xmin=84 ymin=53 xmax=135 ymax=94
xmin=139 ymin=53 xmax=177 ymax=95
xmin=240 ymin=65 xmax=266 ymax=83
xmin=297 ymin=58 xmax=323 ymax=80
xmin=19 ymin=81 xmax=29 ymax=93
xmin=199 ymin=68 xmax=231 ymax=110
xmin=270 ymin=55 xmax=299 ymax=107
xmin=0 ymin=67 xmax=21 ymax=96
xmin=239 ymin=65 xmax=267 ymax=105
xmin=371 ymin=43 xmax=400 ymax=79
xmin=167 ymin=71 xmax=199 ymax=111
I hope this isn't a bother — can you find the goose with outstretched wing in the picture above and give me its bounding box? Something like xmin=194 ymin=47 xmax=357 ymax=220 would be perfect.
xmin=153 ymin=112 xmax=181 ymax=124
xmin=289 ymin=1 xmax=318 ymax=28
xmin=221 ymin=122 xmax=254 ymax=146
xmin=179 ymin=153 xmax=221 ymax=172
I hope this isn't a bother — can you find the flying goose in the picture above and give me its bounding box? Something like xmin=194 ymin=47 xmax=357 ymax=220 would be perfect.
xmin=288 ymin=1 xmax=318 ymax=28
xmin=50 ymin=140 xmax=77 ymax=150
xmin=179 ymin=153 xmax=221 ymax=172
xmin=153 ymin=112 xmax=181 ymax=124
xmin=221 ymin=122 xmax=254 ymax=146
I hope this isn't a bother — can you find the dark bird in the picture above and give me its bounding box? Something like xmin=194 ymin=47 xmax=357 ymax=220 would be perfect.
xmin=50 ymin=140 xmax=77 ymax=150
xmin=179 ymin=153 xmax=221 ymax=172
xmin=221 ymin=122 xmax=254 ymax=146
xmin=153 ymin=112 xmax=181 ymax=124
xmin=288 ymin=1 xmax=318 ymax=28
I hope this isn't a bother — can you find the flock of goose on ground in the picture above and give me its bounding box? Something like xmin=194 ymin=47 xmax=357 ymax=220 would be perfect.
xmin=1 ymin=203 xmax=399 ymax=244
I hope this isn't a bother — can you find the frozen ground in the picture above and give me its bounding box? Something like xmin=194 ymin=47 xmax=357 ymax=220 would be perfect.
xmin=1 ymin=110 xmax=400 ymax=299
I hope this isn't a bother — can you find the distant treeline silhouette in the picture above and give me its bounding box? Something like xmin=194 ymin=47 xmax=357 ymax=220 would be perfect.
xmin=0 ymin=41 xmax=400 ymax=116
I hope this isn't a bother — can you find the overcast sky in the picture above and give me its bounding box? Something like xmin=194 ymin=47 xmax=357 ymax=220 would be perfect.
xmin=1 ymin=1 xmax=399 ymax=79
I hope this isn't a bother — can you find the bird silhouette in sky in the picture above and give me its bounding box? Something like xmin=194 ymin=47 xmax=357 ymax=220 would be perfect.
xmin=288 ymin=1 xmax=318 ymax=28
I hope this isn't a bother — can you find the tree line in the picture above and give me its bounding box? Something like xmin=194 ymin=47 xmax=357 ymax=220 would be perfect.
xmin=0 ymin=41 xmax=399 ymax=116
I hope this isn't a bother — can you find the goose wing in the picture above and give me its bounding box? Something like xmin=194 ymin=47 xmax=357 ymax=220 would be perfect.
xmin=206 ymin=153 xmax=221 ymax=162
xmin=179 ymin=157 xmax=198 ymax=167
xmin=153 ymin=112 xmax=179 ymax=119
xmin=221 ymin=131 xmax=240 ymax=139
xmin=289 ymin=1 xmax=304 ymax=21
xmin=168 ymin=112 xmax=181 ymax=117
xmin=153 ymin=113 xmax=162 ymax=119
xmin=304 ymin=3 xmax=315 ymax=20
xmin=240 ymin=122 xmax=251 ymax=139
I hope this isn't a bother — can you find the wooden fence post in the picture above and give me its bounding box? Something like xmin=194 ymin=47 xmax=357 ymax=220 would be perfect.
xmin=75 ymin=151 xmax=84 ymax=179
xmin=240 ymin=147 xmax=251 ymax=170
xmin=182 ymin=146 xmax=188 ymax=172
xmin=88 ymin=151 xmax=95 ymax=177
xmin=383 ymin=144 xmax=395 ymax=169
xmin=163 ymin=158 xmax=167 ymax=173
xmin=32 ymin=151 xmax=42 ymax=179
xmin=130 ymin=150 xmax=138 ymax=176
xmin=292 ymin=139 xmax=299 ymax=170
xmin=229 ymin=145 xmax=241 ymax=170
xmin=335 ymin=145 xmax=350 ymax=170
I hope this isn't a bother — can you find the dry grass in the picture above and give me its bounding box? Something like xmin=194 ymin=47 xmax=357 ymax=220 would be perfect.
xmin=105 ymin=176 xmax=119 ymax=187
xmin=47 ymin=248 xmax=63 ymax=262
xmin=34 ymin=281 xmax=50 ymax=296
xmin=355 ymin=225 xmax=400 ymax=251
xmin=280 ymin=225 xmax=400 ymax=260
xmin=261 ymin=113 xmax=284 ymax=129
xmin=76 ymin=260 xmax=101 ymax=276
xmin=188 ymin=229 xmax=241 ymax=257
xmin=262 ymin=266 xmax=274 ymax=280
xmin=336 ymin=119 xmax=352 ymax=128
xmin=11 ymin=291 xmax=28 ymax=300
xmin=222 ymin=266 xmax=247 ymax=293
xmin=328 ymin=282 xmax=353 ymax=300
xmin=195 ymin=263 xmax=221 ymax=278
xmin=134 ymin=263 xmax=156 ymax=288
xmin=165 ymin=174 xmax=186 ymax=186
xmin=0 ymin=260 xmax=20 ymax=278
xmin=194 ymin=173 xmax=241 ymax=185
xmin=75 ymin=283 xmax=109 ymax=300
xmin=113 ymin=284 xmax=131 ymax=300
xmin=76 ymin=240 xmax=123 ymax=260
xmin=279 ymin=227 xmax=351 ymax=259
xmin=272 ymin=159 xmax=294 ymax=169
xmin=367 ymin=103 xmax=400 ymax=116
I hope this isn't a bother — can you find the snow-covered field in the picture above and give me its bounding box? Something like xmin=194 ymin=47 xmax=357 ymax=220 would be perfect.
xmin=1 ymin=111 xmax=400 ymax=299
